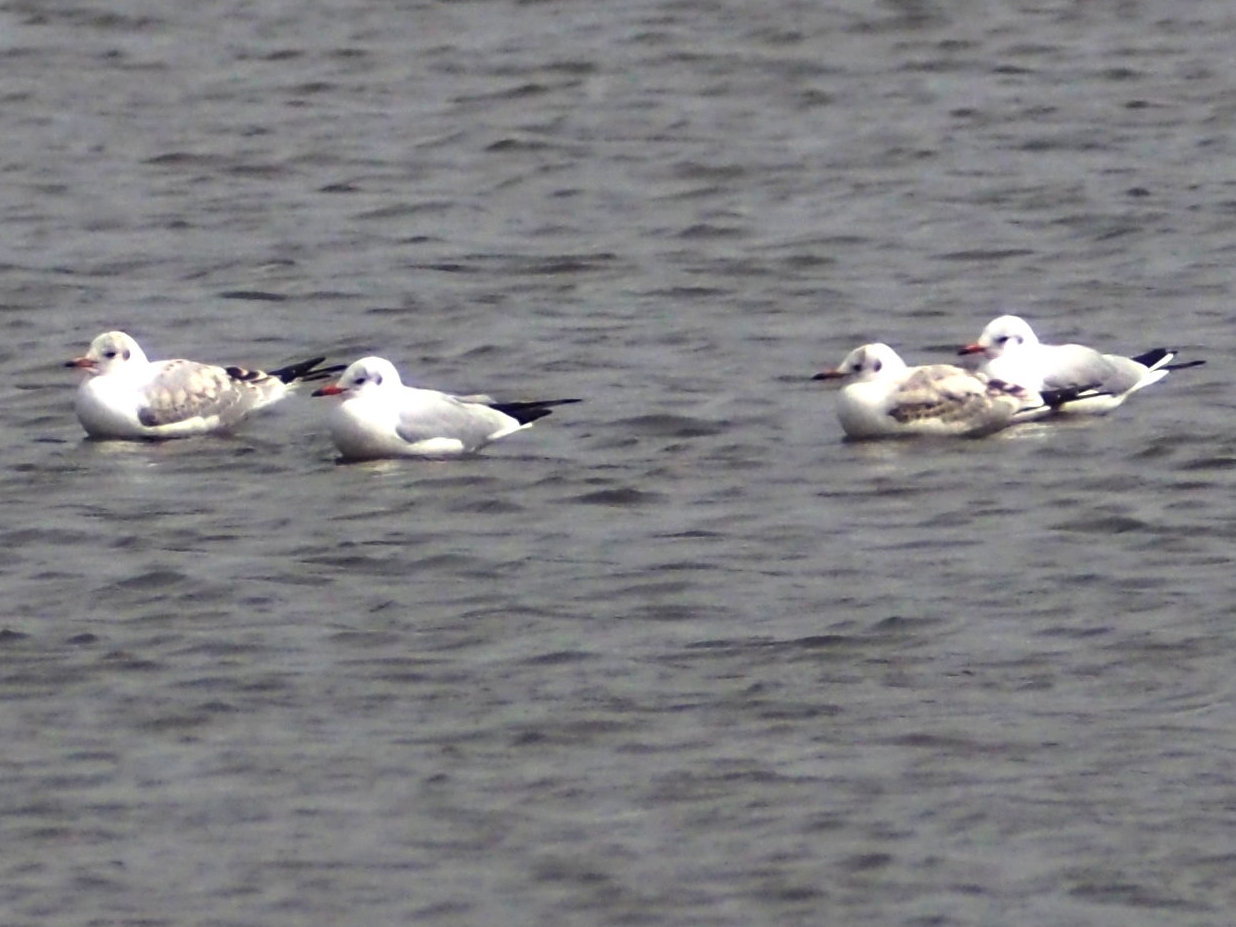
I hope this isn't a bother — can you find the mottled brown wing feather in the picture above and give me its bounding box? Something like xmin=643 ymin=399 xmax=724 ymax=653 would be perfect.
xmin=887 ymin=366 xmax=1005 ymax=428
xmin=136 ymin=361 xmax=252 ymax=427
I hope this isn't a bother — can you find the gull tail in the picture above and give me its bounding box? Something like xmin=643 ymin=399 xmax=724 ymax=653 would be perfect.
xmin=244 ymin=357 xmax=349 ymax=385
xmin=1130 ymin=348 xmax=1206 ymax=373
xmin=488 ymin=398 xmax=582 ymax=425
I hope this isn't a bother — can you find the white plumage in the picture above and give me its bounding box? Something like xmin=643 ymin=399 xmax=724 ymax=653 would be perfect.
xmin=66 ymin=331 xmax=341 ymax=439
xmin=312 ymin=356 xmax=579 ymax=460
xmin=958 ymin=315 xmax=1201 ymax=414
xmin=813 ymin=343 xmax=1030 ymax=439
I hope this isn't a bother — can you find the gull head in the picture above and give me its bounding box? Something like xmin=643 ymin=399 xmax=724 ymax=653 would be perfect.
xmin=65 ymin=331 xmax=148 ymax=376
xmin=960 ymin=314 xmax=1039 ymax=359
xmin=812 ymin=343 xmax=908 ymax=383
xmin=312 ymin=356 xmax=403 ymax=398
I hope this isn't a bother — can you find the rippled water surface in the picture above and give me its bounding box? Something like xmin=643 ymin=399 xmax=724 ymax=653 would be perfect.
xmin=3 ymin=1 xmax=1236 ymax=924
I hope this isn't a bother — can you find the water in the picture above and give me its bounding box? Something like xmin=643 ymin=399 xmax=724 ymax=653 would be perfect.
xmin=3 ymin=1 xmax=1236 ymax=924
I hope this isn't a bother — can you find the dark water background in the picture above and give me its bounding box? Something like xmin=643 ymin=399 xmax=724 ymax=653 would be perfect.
xmin=3 ymin=1 xmax=1236 ymax=924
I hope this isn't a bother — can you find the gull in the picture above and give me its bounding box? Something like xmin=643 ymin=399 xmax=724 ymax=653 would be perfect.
xmin=311 ymin=356 xmax=580 ymax=460
xmin=958 ymin=314 xmax=1204 ymax=414
xmin=65 ymin=330 xmax=344 ymax=439
xmin=812 ymin=343 xmax=1033 ymax=439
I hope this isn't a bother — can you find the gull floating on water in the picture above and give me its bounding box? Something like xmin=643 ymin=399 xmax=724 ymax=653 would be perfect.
xmin=65 ymin=330 xmax=344 ymax=440
xmin=812 ymin=343 xmax=1043 ymax=439
xmin=311 ymin=356 xmax=580 ymax=460
xmin=958 ymin=314 xmax=1204 ymax=414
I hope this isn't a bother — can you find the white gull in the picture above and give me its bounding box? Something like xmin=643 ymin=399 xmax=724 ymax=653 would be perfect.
xmin=65 ymin=330 xmax=343 ymax=440
xmin=311 ymin=356 xmax=580 ymax=460
xmin=813 ymin=343 xmax=1033 ymax=439
xmin=958 ymin=314 xmax=1204 ymax=414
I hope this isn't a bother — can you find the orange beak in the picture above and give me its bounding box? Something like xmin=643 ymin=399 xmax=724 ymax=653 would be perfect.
xmin=311 ymin=382 xmax=346 ymax=397
xmin=65 ymin=356 xmax=97 ymax=370
xmin=957 ymin=343 xmax=985 ymax=356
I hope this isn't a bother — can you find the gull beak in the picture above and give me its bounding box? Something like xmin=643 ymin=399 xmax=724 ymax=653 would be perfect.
xmin=957 ymin=343 xmax=985 ymax=356
xmin=65 ymin=356 xmax=97 ymax=370
xmin=311 ymin=382 xmax=346 ymax=397
xmin=811 ymin=369 xmax=844 ymax=381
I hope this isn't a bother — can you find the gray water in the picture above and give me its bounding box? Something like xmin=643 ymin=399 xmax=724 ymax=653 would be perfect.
xmin=3 ymin=1 xmax=1236 ymax=924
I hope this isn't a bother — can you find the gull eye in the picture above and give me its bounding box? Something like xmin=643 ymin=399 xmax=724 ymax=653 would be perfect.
xmin=102 ymin=349 xmax=117 ymax=359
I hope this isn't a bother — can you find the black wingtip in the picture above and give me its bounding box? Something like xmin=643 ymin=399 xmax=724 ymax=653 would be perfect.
xmin=1130 ymin=347 xmax=1172 ymax=369
xmin=265 ymin=357 xmax=348 ymax=384
xmin=1039 ymin=383 xmax=1108 ymax=408
xmin=1130 ymin=348 xmax=1206 ymax=372
xmin=488 ymin=398 xmax=582 ymax=424
xmin=986 ymin=378 xmax=1028 ymax=399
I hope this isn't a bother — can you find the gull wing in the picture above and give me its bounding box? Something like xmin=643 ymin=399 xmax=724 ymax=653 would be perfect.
xmin=393 ymin=391 xmax=521 ymax=451
xmin=888 ymin=366 xmax=1010 ymax=431
xmin=135 ymin=360 xmax=280 ymax=428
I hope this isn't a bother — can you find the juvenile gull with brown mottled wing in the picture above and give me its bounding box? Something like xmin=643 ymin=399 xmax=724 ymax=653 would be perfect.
xmin=813 ymin=343 xmax=1033 ymax=439
xmin=65 ymin=330 xmax=343 ymax=439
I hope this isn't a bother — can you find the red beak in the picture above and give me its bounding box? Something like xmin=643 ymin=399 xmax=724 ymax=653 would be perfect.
xmin=311 ymin=383 xmax=346 ymax=397
xmin=811 ymin=369 xmax=845 ymax=381
xmin=957 ymin=343 xmax=985 ymax=356
xmin=65 ymin=356 xmax=97 ymax=370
